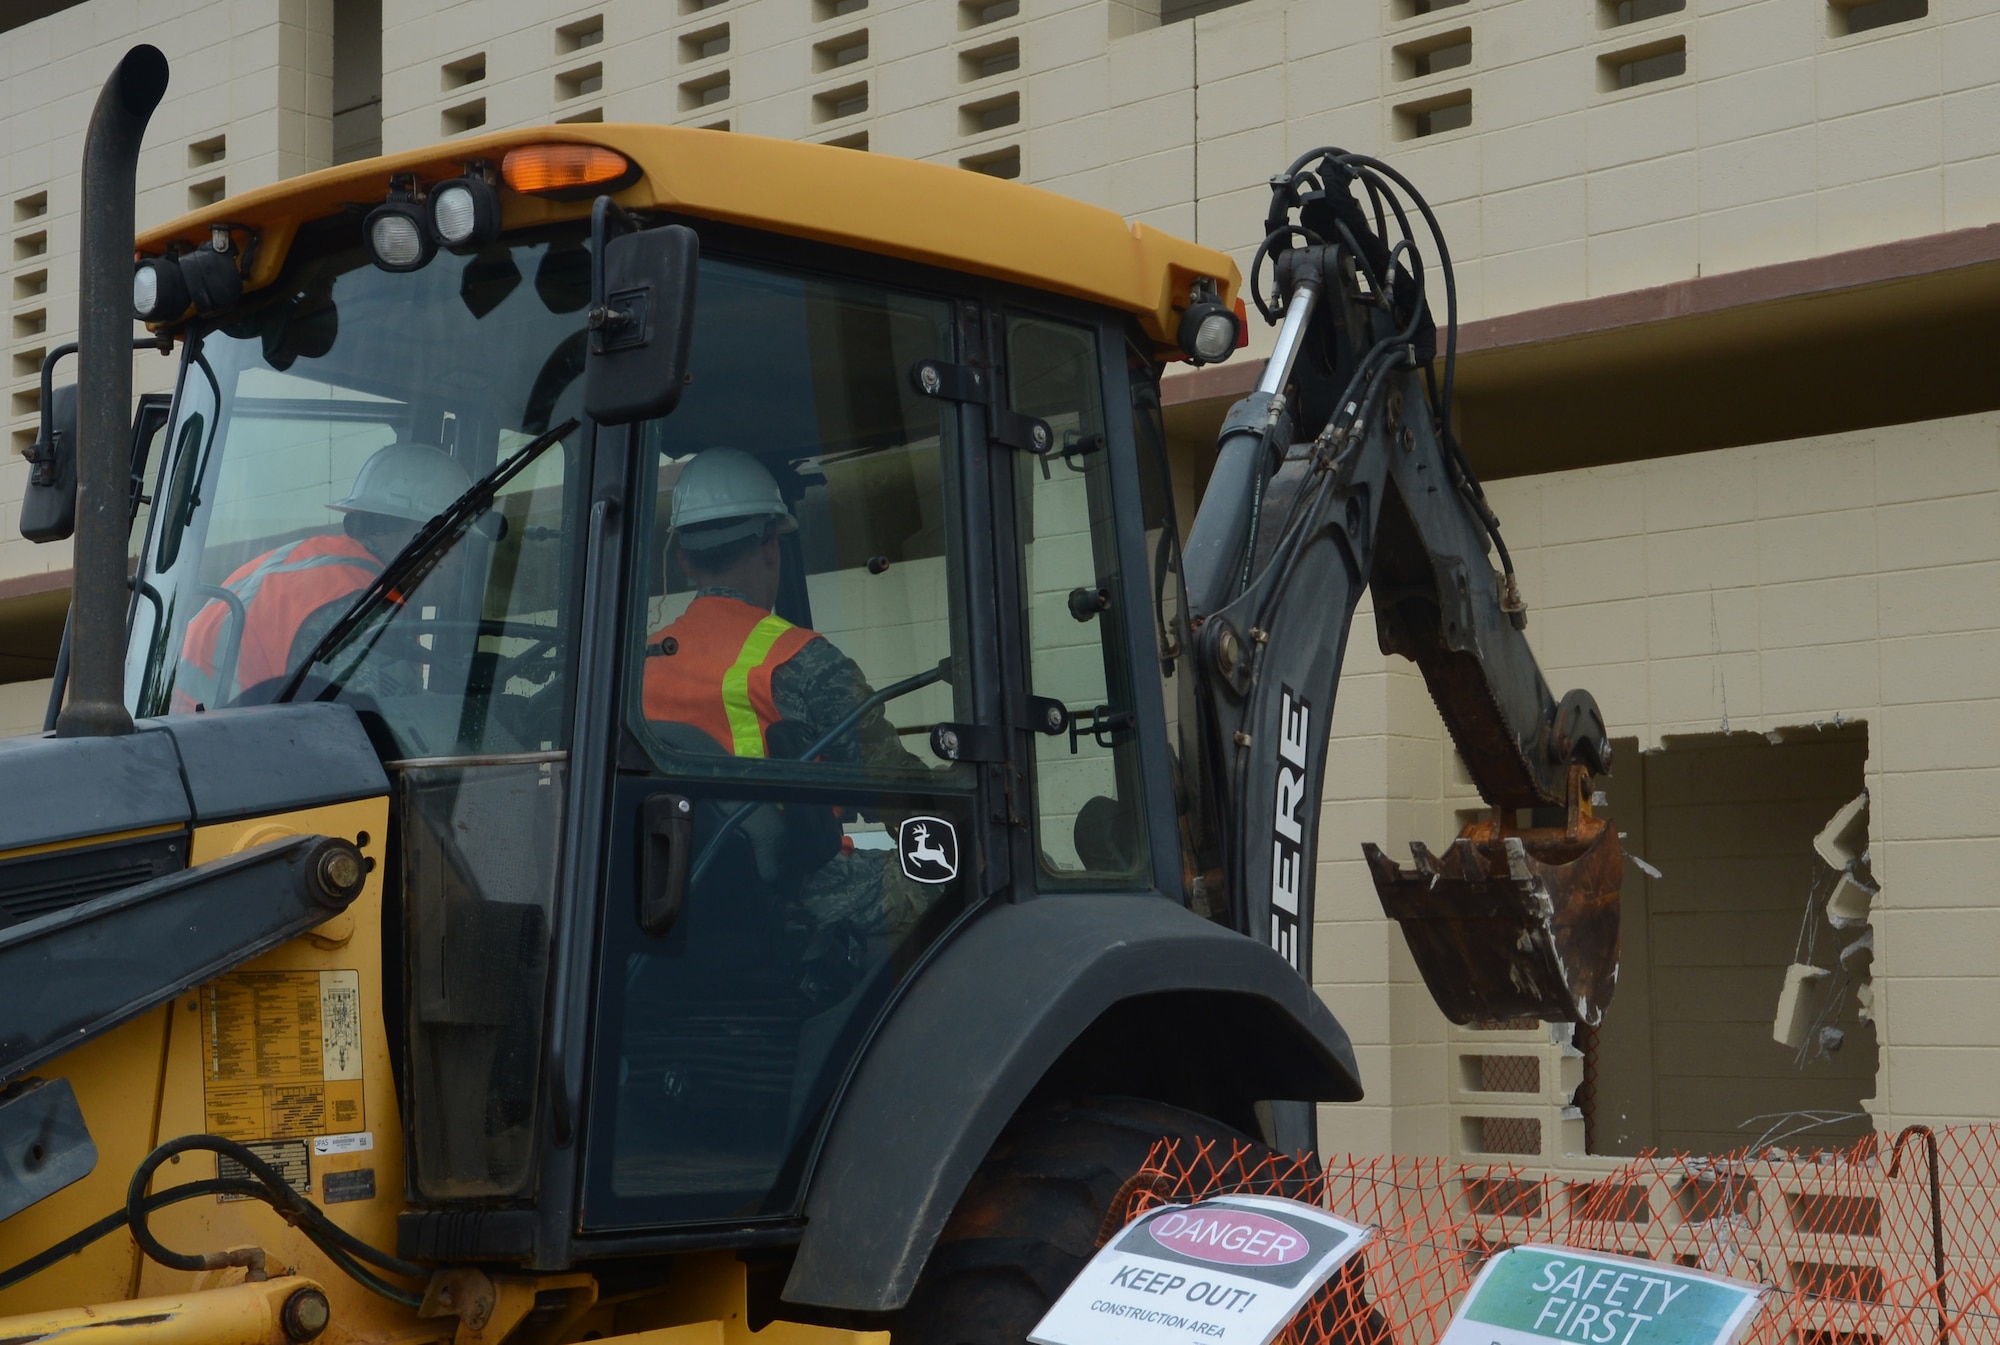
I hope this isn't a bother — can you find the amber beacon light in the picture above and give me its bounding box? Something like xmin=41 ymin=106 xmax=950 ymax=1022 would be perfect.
xmin=501 ymin=144 xmax=638 ymax=198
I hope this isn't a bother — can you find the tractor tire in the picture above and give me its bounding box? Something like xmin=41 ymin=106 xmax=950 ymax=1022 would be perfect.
xmin=892 ymin=1095 xmax=1264 ymax=1345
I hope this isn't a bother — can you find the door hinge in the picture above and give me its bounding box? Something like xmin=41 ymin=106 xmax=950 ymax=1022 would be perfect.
xmin=930 ymin=697 xmax=1069 ymax=764
xmin=930 ymin=722 xmax=1006 ymax=763
xmin=910 ymin=358 xmax=1053 ymax=455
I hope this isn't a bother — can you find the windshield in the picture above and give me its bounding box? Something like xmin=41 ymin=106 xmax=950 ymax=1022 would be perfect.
xmin=127 ymin=226 xmax=590 ymax=759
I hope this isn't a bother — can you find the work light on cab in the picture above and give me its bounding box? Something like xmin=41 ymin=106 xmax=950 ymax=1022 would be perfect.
xmin=501 ymin=143 xmax=639 ymax=199
xmin=365 ymin=177 xmax=435 ymax=273
xmin=428 ymin=173 xmax=501 ymax=251
xmin=132 ymin=255 xmax=188 ymax=322
xmin=179 ymin=235 xmax=243 ymax=313
xmin=1177 ymin=280 xmax=1242 ymax=366
xmin=132 ymin=227 xmax=242 ymax=322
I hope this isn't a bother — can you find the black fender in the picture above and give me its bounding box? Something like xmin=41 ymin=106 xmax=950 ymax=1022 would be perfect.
xmin=781 ymin=892 xmax=1361 ymax=1313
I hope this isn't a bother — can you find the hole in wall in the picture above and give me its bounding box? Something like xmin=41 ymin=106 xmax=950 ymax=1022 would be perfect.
xmin=1830 ymin=0 xmax=1926 ymax=35
xmin=555 ymin=15 xmax=603 ymax=51
xmin=1599 ymin=0 xmax=1684 ymax=26
xmin=1598 ymin=36 xmax=1686 ymax=91
xmin=441 ymin=53 xmax=485 ymax=89
xmin=1580 ymin=728 xmax=1877 ymax=1159
xmin=1392 ymin=27 xmax=1471 ymax=80
xmin=1393 ymin=89 xmax=1471 ymax=139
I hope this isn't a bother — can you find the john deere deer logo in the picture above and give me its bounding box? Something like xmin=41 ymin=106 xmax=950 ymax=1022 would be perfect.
xmin=898 ymin=816 xmax=958 ymax=884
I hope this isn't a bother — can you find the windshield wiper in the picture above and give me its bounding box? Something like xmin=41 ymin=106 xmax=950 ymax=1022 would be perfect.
xmin=274 ymin=416 xmax=580 ymax=704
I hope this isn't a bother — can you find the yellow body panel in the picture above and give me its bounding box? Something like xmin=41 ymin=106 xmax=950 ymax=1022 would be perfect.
xmin=0 ymin=795 xmax=873 ymax=1345
xmin=0 ymin=1008 xmax=169 ymax=1313
xmin=133 ymin=124 xmax=1238 ymax=352
xmin=135 ymin=800 xmax=427 ymax=1345
xmin=0 ymin=800 xmax=402 ymax=1335
xmin=0 ymin=1276 xmax=328 ymax=1345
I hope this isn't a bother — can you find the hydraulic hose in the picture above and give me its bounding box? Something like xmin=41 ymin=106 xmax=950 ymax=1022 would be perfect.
xmin=0 ymin=1135 xmax=425 ymax=1310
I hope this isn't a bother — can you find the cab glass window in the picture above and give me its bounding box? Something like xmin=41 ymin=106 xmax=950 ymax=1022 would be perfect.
xmin=1008 ymin=314 xmax=1149 ymax=887
xmin=586 ymin=256 xmax=973 ymax=1225
xmin=629 ymin=258 xmax=968 ymax=787
xmin=127 ymin=232 xmax=588 ymax=761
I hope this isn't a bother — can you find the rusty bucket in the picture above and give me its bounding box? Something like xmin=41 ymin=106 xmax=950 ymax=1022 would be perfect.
xmin=1364 ymin=770 xmax=1622 ymax=1026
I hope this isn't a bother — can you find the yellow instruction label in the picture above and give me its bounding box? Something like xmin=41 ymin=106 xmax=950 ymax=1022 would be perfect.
xmin=201 ymin=970 xmax=365 ymax=1141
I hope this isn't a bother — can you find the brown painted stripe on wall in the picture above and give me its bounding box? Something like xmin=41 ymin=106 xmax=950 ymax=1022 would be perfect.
xmin=1165 ymin=221 xmax=2000 ymax=408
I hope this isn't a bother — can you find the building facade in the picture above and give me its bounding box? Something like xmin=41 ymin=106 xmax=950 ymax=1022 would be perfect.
xmin=5 ymin=0 xmax=1997 ymax=1170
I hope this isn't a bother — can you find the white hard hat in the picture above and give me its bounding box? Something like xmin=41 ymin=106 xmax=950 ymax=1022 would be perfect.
xmin=332 ymin=443 xmax=472 ymax=524
xmin=669 ymin=447 xmax=797 ymax=552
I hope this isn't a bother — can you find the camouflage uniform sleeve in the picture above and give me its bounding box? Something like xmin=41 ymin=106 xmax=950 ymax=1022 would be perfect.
xmin=768 ymin=636 xmax=930 ymax=775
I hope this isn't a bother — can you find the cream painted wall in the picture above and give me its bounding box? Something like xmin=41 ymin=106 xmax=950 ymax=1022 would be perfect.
xmin=1316 ymin=408 xmax=2000 ymax=1156
xmin=11 ymin=0 xmax=1994 ymax=596
xmin=5 ymin=0 xmax=1997 ymax=1156
xmin=3 ymin=0 xmax=333 ymax=587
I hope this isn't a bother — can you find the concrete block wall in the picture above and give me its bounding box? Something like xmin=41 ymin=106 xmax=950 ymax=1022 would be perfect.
xmin=374 ymin=0 xmax=2000 ymax=349
xmin=1317 ymin=408 xmax=2000 ymax=1156
xmin=2 ymin=0 xmax=334 ymax=588
xmin=13 ymin=0 xmax=2000 ymax=595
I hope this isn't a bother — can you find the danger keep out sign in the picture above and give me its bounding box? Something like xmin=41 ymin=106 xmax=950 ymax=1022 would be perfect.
xmin=1030 ymin=1195 xmax=1373 ymax=1345
xmin=1440 ymin=1246 xmax=1767 ymax=1345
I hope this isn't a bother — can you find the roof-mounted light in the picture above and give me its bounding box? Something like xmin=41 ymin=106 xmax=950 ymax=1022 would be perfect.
xmin=1176 ymin=280 xmax=1242 ymax=367
xmin=501 ymin=144 xmax=639 ymax=200
xmin=133 ymin=226 xmax=243 ymax=322
xmin=364 ymin=176 xmax=434 ymax=273
xmin=133 ymin=256 xmax=189 ymax=323
xmin=429 ymin=173 xmax=502 ymax=251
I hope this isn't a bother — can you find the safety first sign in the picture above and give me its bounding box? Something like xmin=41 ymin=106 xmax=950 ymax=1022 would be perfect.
xmin=1029 ymin=1195 xmax=1373 ymax=1345
xmin=1438 ymin=1246 xmax=1767 ymax=1345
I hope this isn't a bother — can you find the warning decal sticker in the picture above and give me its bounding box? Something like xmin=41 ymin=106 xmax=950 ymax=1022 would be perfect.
xmin=200 ymin=970 xmax=365 ymax=1141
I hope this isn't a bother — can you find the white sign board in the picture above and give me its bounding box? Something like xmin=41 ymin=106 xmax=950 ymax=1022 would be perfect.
xmin=1029 ymin=1194 xmax=1374 ymax=1345
xmin=1439 ymin=1246 xmax=1767 ymax=1345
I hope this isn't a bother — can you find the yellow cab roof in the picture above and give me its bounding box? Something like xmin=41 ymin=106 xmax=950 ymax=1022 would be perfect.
xmin=137 ymin=123 xmax=1240 ymax=354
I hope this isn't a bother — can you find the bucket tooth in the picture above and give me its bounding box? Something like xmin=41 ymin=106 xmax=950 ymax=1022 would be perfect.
xmin=1451 ymin=837 xmax=1488 ymax=886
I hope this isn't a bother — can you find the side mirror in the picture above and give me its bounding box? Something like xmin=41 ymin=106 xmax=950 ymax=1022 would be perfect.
xmin=582 ymin=203 xmax=698 ymax=427
xmin=21 ymin=382 xmax=79 ymax=544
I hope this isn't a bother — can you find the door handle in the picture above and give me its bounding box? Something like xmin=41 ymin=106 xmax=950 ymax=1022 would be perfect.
xmin=640 ymin=793 xmax=693 ymax=936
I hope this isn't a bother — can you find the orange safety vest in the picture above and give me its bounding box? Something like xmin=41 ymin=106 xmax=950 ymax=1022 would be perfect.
xmin=175 ymin=533 xmax=381 ymax=710
xmin=643 ymin=594 xmax=822 ymax=756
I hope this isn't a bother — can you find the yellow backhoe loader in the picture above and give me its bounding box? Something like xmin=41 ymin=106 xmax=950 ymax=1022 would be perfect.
xmin=1 ymin=45 xmax=1622 ymax=1345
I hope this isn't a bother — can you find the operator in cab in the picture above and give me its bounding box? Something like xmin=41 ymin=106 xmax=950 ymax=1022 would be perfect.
xmin=174 ymin=443 xmax=469 ymax=710
xmin=643 ymin=447 xmax=917 ymax=774
xmin=644 ymin=448 xmax=934 ymax=957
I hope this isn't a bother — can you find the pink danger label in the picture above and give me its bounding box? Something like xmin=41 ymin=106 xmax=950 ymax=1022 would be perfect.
xmin=1145 ymin=1209 xmax=1309 ymax=1266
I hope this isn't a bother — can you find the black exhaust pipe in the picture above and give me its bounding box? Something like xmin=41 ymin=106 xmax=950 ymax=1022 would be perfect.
xmin=57 ymin=45 xmax=168 ymax=738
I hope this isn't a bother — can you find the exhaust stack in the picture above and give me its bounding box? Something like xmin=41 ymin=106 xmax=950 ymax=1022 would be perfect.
xmin=56 ymin=44 xmax=169 ymax=738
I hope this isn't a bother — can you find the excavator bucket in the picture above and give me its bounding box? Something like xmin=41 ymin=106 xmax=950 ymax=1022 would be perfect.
xmin=1364 ymin=773 xmax=1622 ymax=1026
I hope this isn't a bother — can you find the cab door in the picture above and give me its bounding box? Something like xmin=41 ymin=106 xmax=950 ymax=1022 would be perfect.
xmin=580 ymin=256 xmax=990 ymax=1229
xmin=999 ymin=309 xmax=1157 ymax=892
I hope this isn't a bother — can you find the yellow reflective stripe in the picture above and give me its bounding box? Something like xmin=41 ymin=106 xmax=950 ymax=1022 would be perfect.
xmin=721 ymin=613 xmax=794 ymax=757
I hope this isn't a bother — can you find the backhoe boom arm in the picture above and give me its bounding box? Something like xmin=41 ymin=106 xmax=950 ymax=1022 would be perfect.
xmin=1177 ymin=152 xmax=1621 ymax=1024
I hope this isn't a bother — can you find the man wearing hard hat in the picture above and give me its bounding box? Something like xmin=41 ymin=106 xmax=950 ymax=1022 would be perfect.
xmin=643 ymin=447 xmax=914 ymax=774
xmin=644 ymin=447 xmax=933 ymax=952
xmin=174 ymin=442 xmax=470 ymax=710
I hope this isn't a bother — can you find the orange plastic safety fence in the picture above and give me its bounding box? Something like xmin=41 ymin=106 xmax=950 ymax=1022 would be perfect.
xmin=1113 ymin=1124 xmax=2000 ymax=1345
